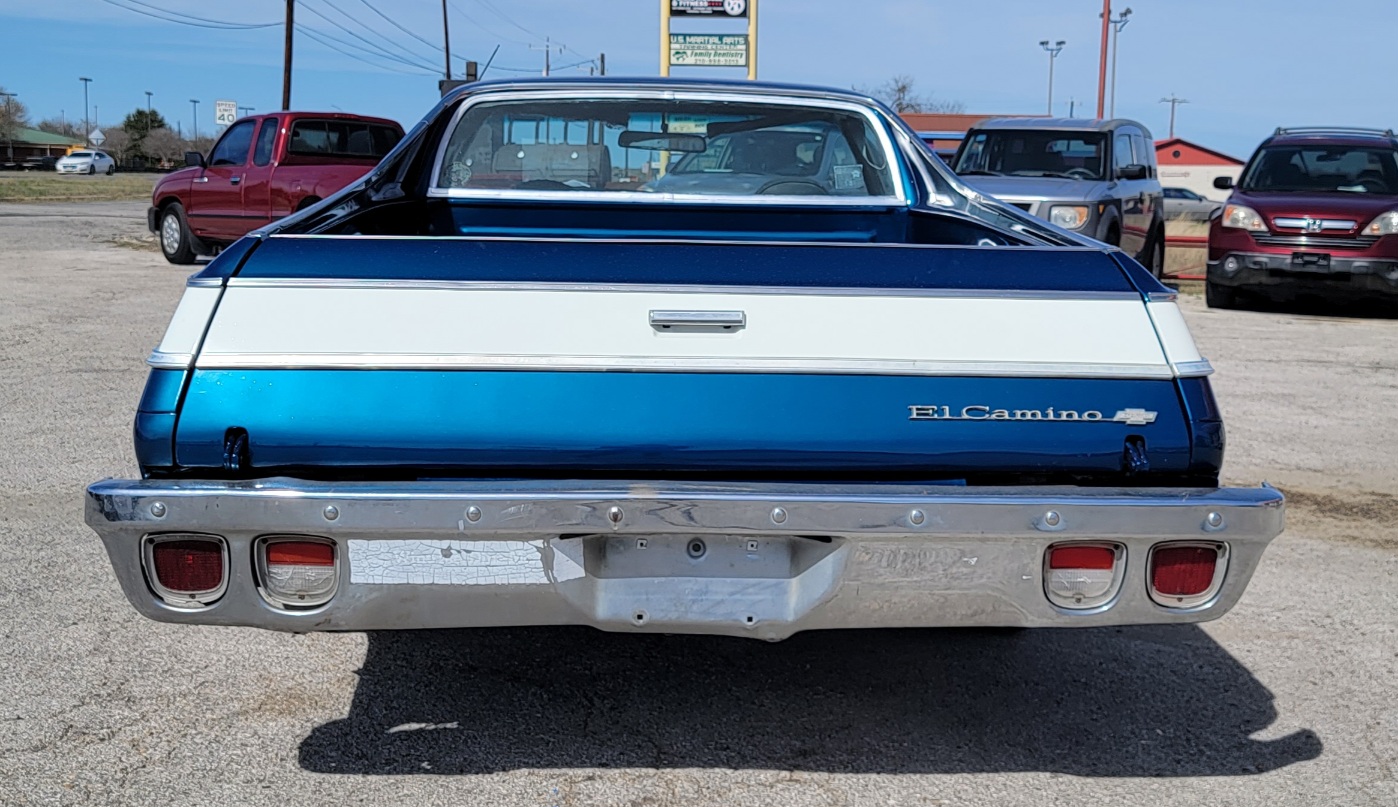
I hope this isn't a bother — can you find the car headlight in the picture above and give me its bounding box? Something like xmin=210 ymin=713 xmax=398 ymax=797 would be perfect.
xmin=1365 ymin=210 xmax=1398 ymax=235
xmin=1221 ymin=204 xmax=1267 ymax=232
xmin=1048 ymin=205 xmax=1089 ymax=230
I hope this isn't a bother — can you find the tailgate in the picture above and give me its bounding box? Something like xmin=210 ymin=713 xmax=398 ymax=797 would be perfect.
xmin=171 ymin=236 xmax=1198 ymax=478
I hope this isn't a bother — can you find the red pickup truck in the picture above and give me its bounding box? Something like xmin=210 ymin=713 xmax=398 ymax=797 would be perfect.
xmin=149 ymin=111 xmax=404 ymax=264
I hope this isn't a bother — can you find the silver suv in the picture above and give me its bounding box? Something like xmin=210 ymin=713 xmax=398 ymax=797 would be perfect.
xmin=951 ymin=118 xmax=1166 ymax=276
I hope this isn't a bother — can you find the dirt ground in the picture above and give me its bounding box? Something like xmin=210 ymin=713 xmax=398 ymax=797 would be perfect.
xmin=0 ymin=202 xmax=1393 ymax=807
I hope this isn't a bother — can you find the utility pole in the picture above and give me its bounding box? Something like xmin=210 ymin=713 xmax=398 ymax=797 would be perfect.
xmin=144 ymin=90 xmax=153 ymax=135
xmin=1160 ymin=95 xmax=1188 ymax=138
xmin=1039 ymin=40 xmax=1065 ymax=116
xmin=190 ymin=99 xmax=200 ymax=143
xmin=1103 ymin=6 xmax=1132 ymax=118
xmin=1067 ymin=97 xmax=1076 ymax=117
xmin=282 ymin=0 xmax=294 ymax=110
xmin=441 ymin=0 xmax=452 ymax=80
xmin=531 ymin=36 xmax=560 ymax=76
xmin=239 ymin=105 xmax=254 ymax=117
xmin=1096 ymin=0 xmax=1110 ymax=119
xmin=600 ymin=52 xmax=606 ymax=76
xmin=79 ymin=77 xmax=92 ymax=145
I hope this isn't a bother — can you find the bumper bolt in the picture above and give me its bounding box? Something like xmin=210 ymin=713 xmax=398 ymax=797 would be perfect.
xmin=149 ymin=502 xmax=166 ymax=518
xmin=466 ymin=505 xmax=482 ymax=523
xmin=909 ymin=509 xmax=925 ymax=526
xmin=1205 ymin=511 xmax=1224 ymax=530
xmin=1044 ymin=510 xmax=1061 ymax=527
xmin=323 ymin=505 xmax=339 ymax=522
xmin=607 ymin=506 xmax=624 ymax=524
xmin=771 ymin=506 xmax=788 ymax=525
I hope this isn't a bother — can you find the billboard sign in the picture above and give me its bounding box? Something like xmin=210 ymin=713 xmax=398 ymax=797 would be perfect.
xmin=669 ymin=34 xmax=748 ymax=67
xmin=214 ymin=100 xmax=238 ymax=127
xmin=670 ymin=0 xmax=747 ymax=17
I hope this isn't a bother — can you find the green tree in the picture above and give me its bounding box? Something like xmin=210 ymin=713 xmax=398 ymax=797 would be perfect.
xmin=122 ymin=108 xmax=169 ymax=158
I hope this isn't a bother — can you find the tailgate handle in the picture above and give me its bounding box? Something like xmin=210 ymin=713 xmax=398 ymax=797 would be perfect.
xmin=649 ymin=310 xmax=746 ymax=330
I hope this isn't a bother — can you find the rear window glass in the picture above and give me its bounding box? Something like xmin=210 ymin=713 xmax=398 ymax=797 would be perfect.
xmin=286 ymin=120 xmax=402 ymax=159
xmin=434 ymin=97 xmax=898 ymax=199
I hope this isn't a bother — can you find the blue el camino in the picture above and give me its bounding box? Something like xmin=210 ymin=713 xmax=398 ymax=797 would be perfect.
xmin=84 ymin=78 xmax=1282 ymax=640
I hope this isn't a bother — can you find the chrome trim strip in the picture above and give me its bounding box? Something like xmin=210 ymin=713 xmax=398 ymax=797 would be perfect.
xmin=1273 ymin=217 xmax=1355 ymax=231
xmin=85 ymin=478 xmax=1285 ymax=638
xmin=1145 ymin=290 xmax=1178 ymax=302
xmin=426 ymin=88 xmax=910 ymax=206
xmin=223 ymin=275 xmax=1142 ymax=301
xmin=266 ymin=233 xmax=1107 ymax=251
xmin=186 ymin=277 xmax=225 ymax=288
xmin=1172 ymin=359 xmax=1215 ymax=377
xmin=147 ymin=349 xmax=194 ymax=369
xmin=191 ymin=352 xmax=1176 ymax=379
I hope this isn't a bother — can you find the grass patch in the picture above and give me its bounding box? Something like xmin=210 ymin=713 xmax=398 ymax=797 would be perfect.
xmin=0 ymin=172 xmax=157 ymax=203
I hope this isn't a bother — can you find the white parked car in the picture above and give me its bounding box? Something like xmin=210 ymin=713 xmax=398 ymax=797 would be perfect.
xmin=56 ymin=150 xmax=116 ymax=175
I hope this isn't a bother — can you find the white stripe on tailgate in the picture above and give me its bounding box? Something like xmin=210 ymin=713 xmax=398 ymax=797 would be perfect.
xmin=197 ymin=287 xmax=1172 ymax=378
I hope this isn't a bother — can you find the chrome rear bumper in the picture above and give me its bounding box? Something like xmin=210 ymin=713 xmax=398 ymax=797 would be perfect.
xmin=85 ymin=478 xmax=1284 ymax=640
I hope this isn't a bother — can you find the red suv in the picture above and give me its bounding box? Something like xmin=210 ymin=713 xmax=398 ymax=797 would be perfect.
xmin=1207 ymin=127 xmax=1398 ymax=308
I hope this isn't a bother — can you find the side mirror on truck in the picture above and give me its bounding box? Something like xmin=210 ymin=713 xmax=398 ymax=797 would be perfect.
xmin=184 ymin=151 xmax=205 ymax=168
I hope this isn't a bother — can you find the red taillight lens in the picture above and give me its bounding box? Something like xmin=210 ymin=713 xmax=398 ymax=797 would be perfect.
xmin=151 ymin=539 xmax=224 ymax=594
xmin=267 ymin=541 xmax=334 ymax=566
xmin=1048 ymin=545 xmax=1116 ymax=570
xmin=1151 ymin=545 xmax=1220 ymax=597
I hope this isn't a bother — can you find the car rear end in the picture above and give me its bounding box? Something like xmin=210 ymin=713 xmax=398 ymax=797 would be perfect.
xmin=85 ymin=233 xmax=1282 ymax=640
xmin=1208 ymin=128 xmax=1398 ymax=304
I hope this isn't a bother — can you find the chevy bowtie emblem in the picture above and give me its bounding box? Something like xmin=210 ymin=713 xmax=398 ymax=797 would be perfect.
xmin=909 ymin=405 xmax=1159 ymax=424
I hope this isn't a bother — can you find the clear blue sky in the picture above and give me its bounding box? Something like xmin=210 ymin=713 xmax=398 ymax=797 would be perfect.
xmin=1 ymin=0 xmax=1394 ymax=159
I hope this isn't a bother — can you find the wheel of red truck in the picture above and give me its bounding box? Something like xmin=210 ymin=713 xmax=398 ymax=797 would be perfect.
xmin=159 ymin=203 xmax=198 ymax=265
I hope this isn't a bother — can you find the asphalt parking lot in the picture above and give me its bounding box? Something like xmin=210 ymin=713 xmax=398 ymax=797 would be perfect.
xmin=1 ymin=201 xmax=1394 ymax=807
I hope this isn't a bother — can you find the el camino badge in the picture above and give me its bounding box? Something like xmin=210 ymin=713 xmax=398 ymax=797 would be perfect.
xmin=909 ymin=405 xmax=1157 ymax=425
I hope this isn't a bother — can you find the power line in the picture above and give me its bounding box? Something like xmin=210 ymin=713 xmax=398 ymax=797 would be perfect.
xmin=475 ymin=0 xmax=595 ymax=63
xmin=446 ymin=0 xmax=532 ymax=47
xmin=318 ymin=0 xmax=439 ymax=62
xmin=98 ymin=0 xmax=278 ymax=29
xmin=298 ymin=0 xmax=439 ymax=72
xmin=296 ymin=26 xmax=437 ymax=75
xmin=355 ymin=0 xmax=447 ymax=55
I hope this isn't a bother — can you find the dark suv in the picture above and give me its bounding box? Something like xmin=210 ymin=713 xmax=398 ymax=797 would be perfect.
xmin=951 ymin=118 xmax=1166 ymax=276
xmin=1207 ymin=127 xmax=1398 ymax=308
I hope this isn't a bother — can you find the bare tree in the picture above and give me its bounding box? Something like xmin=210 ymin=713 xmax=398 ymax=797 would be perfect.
xmin=143 ymin=127 xmax=186 ymax=167
xmin=858 ymin=75 xmax=965 ymax=114
xmin=0 ymin=86 xmax=30 ymax=162
xmin=101 ymin=127 xmax=132 ymax=162
xmin=37 ymin=118 xmax=83 ymax=139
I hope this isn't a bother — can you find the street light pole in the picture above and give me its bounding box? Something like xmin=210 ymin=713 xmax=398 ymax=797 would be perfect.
xmin=190 ymin=99 xmax=200 ymax=144
xmin=79 ymin=77 xmax=92 ymax=145
xmin=1039 ymin=40 xmax=1065 ymax=116
xmin=1105 ymin=7 xmax=1132 ymax=119
xmin=144 ymin=90 xmax=153 ymax=134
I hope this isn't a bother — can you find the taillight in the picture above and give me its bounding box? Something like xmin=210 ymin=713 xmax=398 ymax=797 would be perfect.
xmin=1044 ymin=542 xmax=1123 ymax=609
xmin=145 ymin=534 xmax=227 ymax=607
xmin=259 ymin=538 xmax=337 ymax=608
xmin=1149 ymin=542 xmax=1226 ymax=607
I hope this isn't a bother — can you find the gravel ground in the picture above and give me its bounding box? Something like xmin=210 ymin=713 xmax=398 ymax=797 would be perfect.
xmin=0 ymin=202 xmax=1393 ymax=806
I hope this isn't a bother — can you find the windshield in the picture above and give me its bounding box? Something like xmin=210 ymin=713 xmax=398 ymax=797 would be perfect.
xmin=954 ymin=131 xmax=1106 ymax=180
xmin=1240 ymin=145 xmax=1398 ymax=193
xmin=435 ymin=97 xmax=897 ymax=198
xmin=68 ymin=152 xmax=93 ymax=158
